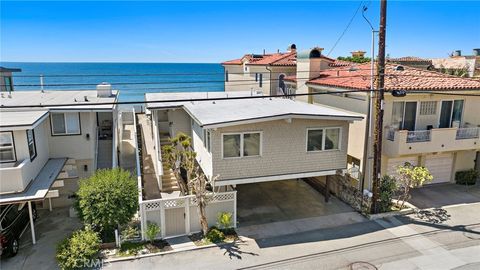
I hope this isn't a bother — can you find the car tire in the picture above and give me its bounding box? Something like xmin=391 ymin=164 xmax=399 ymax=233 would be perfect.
xmin=8 ymin=238 xmax=19 ymax=257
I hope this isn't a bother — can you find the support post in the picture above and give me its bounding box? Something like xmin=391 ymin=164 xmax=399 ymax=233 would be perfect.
xmin=48 ymin=198 xmax=52 ymax=212
xmin=185 ymin=198 xmax=190 ymax=234
xmin=28 ymin=201 xmax=36 ymax=244
xmin=233 ymin=191 xmax=237 ymax=228
xmin=325 ymin=177 xmax=331 ymax=203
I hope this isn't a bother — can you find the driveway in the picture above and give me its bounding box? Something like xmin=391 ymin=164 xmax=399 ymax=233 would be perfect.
xmin=236 ymin=180 xmax=366 ymax=238
xmin=1 ymin=207 xmax=82 ymax=270
xmin=409 ymin=183 xmax=480 ymax=209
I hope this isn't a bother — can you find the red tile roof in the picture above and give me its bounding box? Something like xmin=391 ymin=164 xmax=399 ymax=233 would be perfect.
xmin=387 ymin=56 xmax=432 ymax=63
xmin=222 ymin=51 xmax=334 ymax=66
xmin=284 ymin=75 xmax=297 ymax=82
xmin=307 ymin=63 xmax=480 ymax=91
xmin=329 ymin=59 xmax=356 ymax=67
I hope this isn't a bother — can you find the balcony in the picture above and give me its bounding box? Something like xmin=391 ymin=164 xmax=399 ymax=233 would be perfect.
xmin=0 ymin=159 xmax=33 ymax=194
xmin=384 ymin=127 xmax=480 ymax=157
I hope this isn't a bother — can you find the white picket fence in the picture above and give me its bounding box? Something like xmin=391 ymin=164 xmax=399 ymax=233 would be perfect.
xmin=139 ymin=191 xmax=237 ymax=239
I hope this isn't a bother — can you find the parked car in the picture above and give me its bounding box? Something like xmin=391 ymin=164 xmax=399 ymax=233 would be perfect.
xmin=0 ymin=203 xmax=37 ymax=257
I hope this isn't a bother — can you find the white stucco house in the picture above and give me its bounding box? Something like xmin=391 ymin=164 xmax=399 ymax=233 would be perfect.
xmin=0 ymin=84 xmax=119 ymax=243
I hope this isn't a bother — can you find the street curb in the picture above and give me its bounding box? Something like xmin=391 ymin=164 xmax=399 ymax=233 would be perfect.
xmin=104 ymin=237 xmax=244 ymax=263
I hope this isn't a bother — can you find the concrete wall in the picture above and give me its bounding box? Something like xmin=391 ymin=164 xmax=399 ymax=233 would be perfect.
xmin=211 ymin=118 xmax=350 ymax=182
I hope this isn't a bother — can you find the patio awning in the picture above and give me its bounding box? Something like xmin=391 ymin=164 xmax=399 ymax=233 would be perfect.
xmin=0 ymin=158 xmax=67 ymax=205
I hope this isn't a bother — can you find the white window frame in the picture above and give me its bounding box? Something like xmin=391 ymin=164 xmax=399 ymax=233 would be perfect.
xmin=204 ymin=129 xmax=211 ymax=153
xmin=26 ymin=129 xmax=37 ymax=161
xmin=221 ymin=131 xmax=262 ymax=159
xmin=306 ymin=127 xmax=342 ymax=152
xmin=50 ymin=112 xmax=81 ymax=136
xmin=0 ymin=131 xmax=16 ymax=163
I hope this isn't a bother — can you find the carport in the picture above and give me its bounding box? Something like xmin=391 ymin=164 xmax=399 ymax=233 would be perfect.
xmin=236 ymin=179 xmax=356 ymax=227
xmin=0 ymin=158 xmax=66 ymax=244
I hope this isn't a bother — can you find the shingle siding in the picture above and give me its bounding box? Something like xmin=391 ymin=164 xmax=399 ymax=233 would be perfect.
xmin=211 ymin=119 xmax=349 ymax=181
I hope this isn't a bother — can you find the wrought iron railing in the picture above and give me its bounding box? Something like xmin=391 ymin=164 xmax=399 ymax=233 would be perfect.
xmin=456 ymin=127 xmax=479 ymax=140
xmin=406 ymin=130 xmax=431 ymax=143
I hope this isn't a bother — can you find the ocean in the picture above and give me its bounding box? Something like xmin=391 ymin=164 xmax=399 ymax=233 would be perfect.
xmin=1 ymin=62 xmax=225 ymax=102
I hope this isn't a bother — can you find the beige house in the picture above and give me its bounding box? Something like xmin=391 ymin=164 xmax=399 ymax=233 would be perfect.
xmin=0 ymin=85 xmax=119 ymax=243
xmin=431 ymin=49 xmax=480 ymax=78
xmin=285 ymin=62 xmax=480 ymax=190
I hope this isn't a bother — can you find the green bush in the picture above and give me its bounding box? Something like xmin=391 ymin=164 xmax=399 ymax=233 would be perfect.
xmin=206 ymin=227 xmax=225 ymax=243
xmin=455 ymin=169 xmax=478 ymax=185
xmin=76 ymin=168 xmax=138 ymax=234
xmin=56 ymin=228 xmax=100 ymax=270
xmin=378 ymin=175 xmax=398 ymax=213
xmin=146 ymin=222 xmax=161 ymax=243
xmin=216 ymin=212 xmax=233 ymax=229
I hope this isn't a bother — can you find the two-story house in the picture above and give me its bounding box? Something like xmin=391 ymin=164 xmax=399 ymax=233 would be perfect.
xmin=286 ymin=62 xmax=480 ymax=190
xmin=0 ymin=83 xmax=119 ymax=243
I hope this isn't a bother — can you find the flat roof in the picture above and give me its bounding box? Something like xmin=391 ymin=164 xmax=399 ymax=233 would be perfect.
xmin=0 ymin=158 xmax=66 ymax=205
xmin=0 ymin=67 xmax=22 ymax=73
xmin=145 ymin=91 xmax=259 ymax=109
xmin=0 ymin=110 xmax=49 ymax=130
xmin=0 ymin=90 xmax=118 ymax=111
xmin=146 ymin=91 xmax=362 ymax=128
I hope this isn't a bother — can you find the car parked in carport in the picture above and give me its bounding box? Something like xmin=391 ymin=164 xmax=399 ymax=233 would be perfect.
xmin=0 ymin=203 xmax=37 ymax=257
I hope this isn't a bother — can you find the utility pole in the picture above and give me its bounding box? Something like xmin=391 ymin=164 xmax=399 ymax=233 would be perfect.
xmin=371 ymin=0 xmax=387 ymax=214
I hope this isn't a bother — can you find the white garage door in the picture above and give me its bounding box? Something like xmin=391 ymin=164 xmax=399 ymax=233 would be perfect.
xmin=387 ymin=156 xmax=418 ymax=178
xmin=425 ymin=154 xmax=453 ymax=184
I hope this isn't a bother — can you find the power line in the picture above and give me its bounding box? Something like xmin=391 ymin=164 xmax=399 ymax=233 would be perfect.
xmin=1 ymin=89 xmax=479 ymax=109
xmin=326 ymin=1 xmax=364 ymax=56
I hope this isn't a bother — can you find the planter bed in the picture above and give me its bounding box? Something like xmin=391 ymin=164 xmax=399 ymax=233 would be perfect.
xmin=368 ymin=200 xmax=417 ymax=220
xmin=189 ymin=229 xmax=238 ymax=246
xmin=101 ymin=239 xmax=172 ymax=259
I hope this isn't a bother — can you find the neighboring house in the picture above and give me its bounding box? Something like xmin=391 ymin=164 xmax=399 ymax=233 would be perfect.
xmin=431 ymin=49 xmax=480 ymax=78
xmin=387 ymin=56 xmax=433 ymax=70
xmin=0 ymin=66 xmax=22 ymax=93
xmin=222 ymin=44 xmax=338 ymax=97
xmin=286 ymin=62 xmax=480 ymax=190
xmin=0 ymin=83 xmax=119 ymax=218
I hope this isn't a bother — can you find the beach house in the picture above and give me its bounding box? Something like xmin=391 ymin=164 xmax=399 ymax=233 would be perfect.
xmin=0 ymin=83 xmax=119 ymax=243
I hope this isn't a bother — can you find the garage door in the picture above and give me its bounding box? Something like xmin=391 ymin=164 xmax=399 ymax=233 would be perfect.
xmin=387 ymin=156 xmax=418 ymax=178
xmin=425 ymin=154 xmax=453 ymax=184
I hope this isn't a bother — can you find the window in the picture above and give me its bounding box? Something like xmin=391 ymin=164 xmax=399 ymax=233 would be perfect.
xmin=255 ymin=73 xmax=258 ymax=82
xmin=26 ymin=129 xmax=37 ymax=161
xmin=222 ymin=132 xmax=261 ymax=158
xmin=204 ymin=129 xmax=211 ymax=153
xmin=391 ymin=101 xmax=417 ymax=131
xmin=307 ymin=128 xmax=341 ymax=152
xmin=0 ymin=132 xmax=16 ymax=162
xmin=225 ymin=70 xmax=229 ymax=82
xmin=51 ymin=112 xmax=80 ymax=135
xmin=4 ymin=76 xmax=13 ymax=92
xmin=419 ymin=101 xmax=437 ymax=115
xmin=259 ymin=74 xmax=263 ymax=88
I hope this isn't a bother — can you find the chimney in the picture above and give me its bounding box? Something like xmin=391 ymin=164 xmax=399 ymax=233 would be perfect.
xmin=97 ymin=82 xmax=112 ymax=97
xmin=351 ymin=50 xmax=366 ymax=58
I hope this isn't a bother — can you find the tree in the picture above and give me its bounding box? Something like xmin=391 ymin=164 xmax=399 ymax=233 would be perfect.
xmin=76 ymin=168 xmax=139 ymax=234
xmin=396 ymin=162 xmax=433 ymax=208
xmin=337 ymin=56 xmax=371 ymax=64
xmin=378 ymin=175 xmax=398 ymax=213
xmin=162 ymin=133 xmax=217 ymax=235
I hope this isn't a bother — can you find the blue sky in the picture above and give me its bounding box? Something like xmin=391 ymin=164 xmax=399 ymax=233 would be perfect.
xmin=1 ymin=1 xmax=479 ymax=63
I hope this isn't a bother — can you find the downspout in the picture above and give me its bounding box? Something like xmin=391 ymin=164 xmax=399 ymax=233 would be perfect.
xmin=265 ymin=66 xmax=272 ymax=95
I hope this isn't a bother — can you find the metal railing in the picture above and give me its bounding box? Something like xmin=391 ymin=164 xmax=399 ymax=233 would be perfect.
xmin=456 ymin=127 xmax=479 ymax=140
xmin=406 ymin=130 xmax=431 ymax=143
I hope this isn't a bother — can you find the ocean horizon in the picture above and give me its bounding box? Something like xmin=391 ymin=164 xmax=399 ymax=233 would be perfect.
xmin=1 ymin=62 xmax=226 ymax=102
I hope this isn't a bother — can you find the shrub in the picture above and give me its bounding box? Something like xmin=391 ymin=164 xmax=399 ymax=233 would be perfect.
xmin=146 ymin=222 xmax=161 ymax=243
xmin=378 ymin=175 xmax=398 ymax=213
xmin=76 ymin=168 xmax=138 ymax=234
xmin=56 ymin=228 xmax=100 ymax=270
xmin=456 ymin=169 xmax=478 ymax=185
xmin=121 ymin=225 xmax=139 ymax=242
xmin=216 ymin=212 xmax=233 ymax=230
xmin=206 ymin=227 xmax=225 ymax=243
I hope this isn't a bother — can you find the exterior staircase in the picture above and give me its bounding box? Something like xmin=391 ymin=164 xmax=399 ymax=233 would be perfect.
xmin=159 ymin=135 xmax=181 ymax=193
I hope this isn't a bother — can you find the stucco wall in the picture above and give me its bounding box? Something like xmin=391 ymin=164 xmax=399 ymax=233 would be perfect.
xmin=168 ymin=109 xmax=191 ymax=137
xmin=210 ymin=118 xmax=350 ymax=181
xmin=224 ymin=65 xmax=270 ymax=95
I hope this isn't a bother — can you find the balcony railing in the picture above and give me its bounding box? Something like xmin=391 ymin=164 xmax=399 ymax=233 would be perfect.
xmin=456 ymin=127 xmax=480 ymax=140
xmin=406 ymin=130 xmax=431 ymax=143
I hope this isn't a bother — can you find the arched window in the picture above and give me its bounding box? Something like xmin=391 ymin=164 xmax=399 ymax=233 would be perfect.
xmin=278 ymin=74 xmax=286 ymax=95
